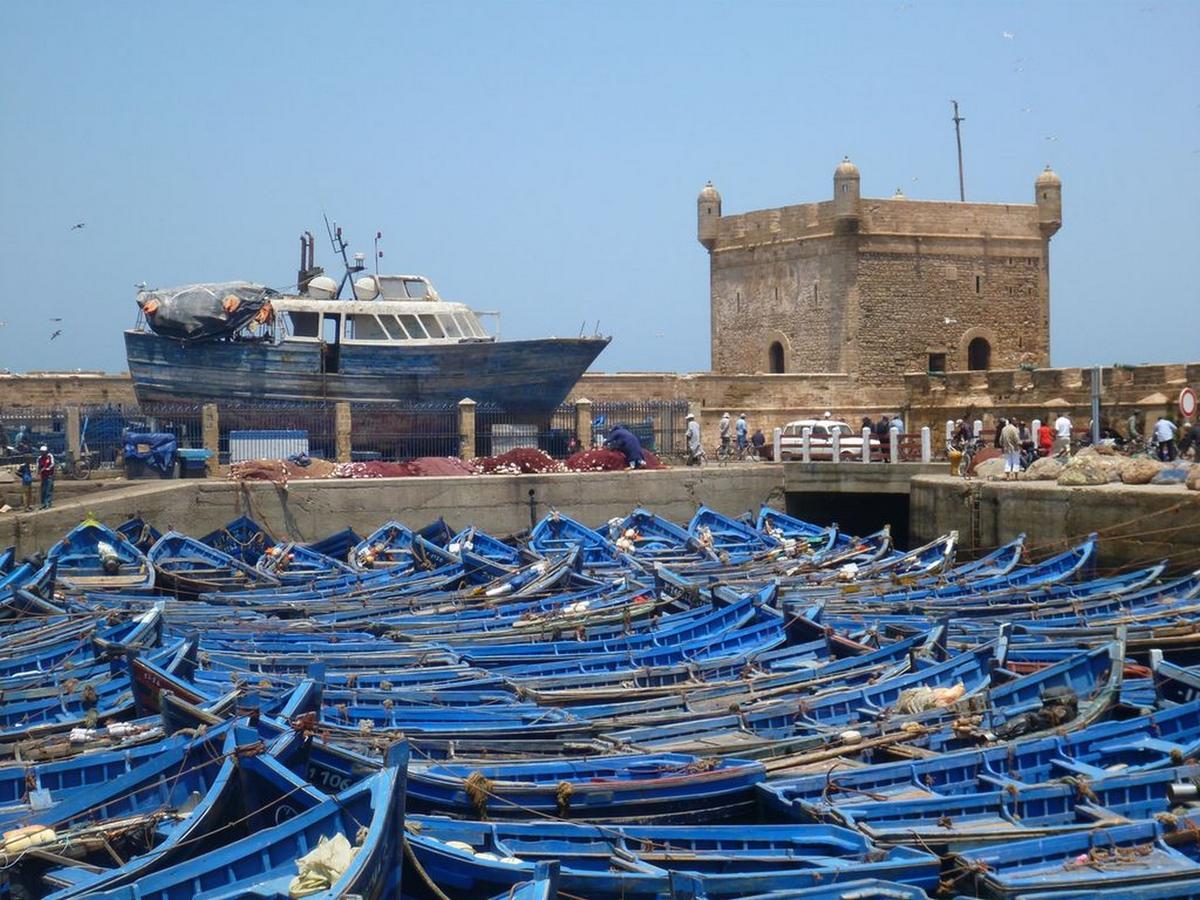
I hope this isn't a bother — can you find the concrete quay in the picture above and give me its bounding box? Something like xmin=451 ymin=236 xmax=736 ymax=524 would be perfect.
xmin=911 ymin=475 xmax=1200 ymax=574
xmin=3 ymin=465 xmax=1194 ymax=574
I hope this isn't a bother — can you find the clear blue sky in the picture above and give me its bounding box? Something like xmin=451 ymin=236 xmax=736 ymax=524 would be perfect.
xmin=1 ymin=1 xmax=1196 ymax=376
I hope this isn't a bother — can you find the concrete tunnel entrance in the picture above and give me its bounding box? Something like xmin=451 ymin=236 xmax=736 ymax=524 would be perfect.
xmin=786 ymin=490 xmax=911 ymax=550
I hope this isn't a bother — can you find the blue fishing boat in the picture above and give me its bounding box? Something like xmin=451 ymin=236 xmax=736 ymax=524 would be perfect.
xmin=407 ymin=753 xmax=765 ymax=823
xmin=47 ymin=519 xmax=155 ymax=592
xmin=115 ymin=517 xmax=162 ymax=553
xmin=148 ymin=531 xmax=281 ymax=597
xmin=82 ymin=742 xmax=408 ymax=900
xmin=200 ymin=514 xmax=275 ymax=564
xmin=951 ymin=820 xmax=1200 ymax=898
xmin=668 ymin=873 xmax=928 ymax=899
xmin=125 ymin=242 xmax=608 ymax=415
xmin=302 ymin=525 xmax=361 ymax=561
xmin=404 ymin=818 xmax=940 ymax=898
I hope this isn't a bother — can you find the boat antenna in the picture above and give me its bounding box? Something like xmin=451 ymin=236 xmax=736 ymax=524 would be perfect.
xmin=323 ymin=214 xmax=364 ymax=298
xmin=579 ymin=320 xmax=586 ymax=337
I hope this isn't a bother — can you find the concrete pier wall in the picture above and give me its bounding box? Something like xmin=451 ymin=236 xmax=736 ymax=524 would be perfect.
xmin=2 ymin=466 xmax=787 ymax=556
xmin=910 ymin=475 xmax=1200 ymax=573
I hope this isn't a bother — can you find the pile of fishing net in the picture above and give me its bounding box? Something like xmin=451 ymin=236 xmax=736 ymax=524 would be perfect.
xmin=564 ymin=449 xmax=628 ymax=472
xmin=472 ymin=448 xmax=566 ymax=475
xmin=332 ymin=461 xmax=416 ymax=478
xmin=563 ymin=449 xmax=668 ymax=471
xmin=228 ymin=458 xmax=337 ymax=484
xmin=331 ymin=458 xmax=475 ymax=478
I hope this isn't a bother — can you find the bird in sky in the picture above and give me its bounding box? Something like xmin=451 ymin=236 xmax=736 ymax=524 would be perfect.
xmin=50 ymin=329 xmax=63 ymax=340
xmin=1002 ymin=30 xmax=1015 ymax=39
xmin=49 ymin=317 xmax=63 ymax=322
xmin=1045 ymin=135 xmax=1059 ymax=142
xmin=69 ymin=223 xmax=85 ymax=230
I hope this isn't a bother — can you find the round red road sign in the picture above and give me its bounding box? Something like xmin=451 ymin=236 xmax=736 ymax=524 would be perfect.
xmin=1181 ymin=387 xmax=1198 ymax=419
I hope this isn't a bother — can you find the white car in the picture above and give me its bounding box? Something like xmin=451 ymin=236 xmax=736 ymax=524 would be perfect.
xmin=778 ymin=420 xmax=881 ymax=461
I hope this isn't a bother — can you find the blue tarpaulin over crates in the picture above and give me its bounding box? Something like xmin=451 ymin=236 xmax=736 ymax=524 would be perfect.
xmin=123 ymin=432 xmax=178 ymax=474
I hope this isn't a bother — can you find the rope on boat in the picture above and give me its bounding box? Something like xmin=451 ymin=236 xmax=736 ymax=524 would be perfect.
xmin=464 ymin=771 xmax=493 ymax=820
xmin=401 ymin=833 xmax=453 ymax=900
xmin=555 ymin=780 xmax=573 ymax=817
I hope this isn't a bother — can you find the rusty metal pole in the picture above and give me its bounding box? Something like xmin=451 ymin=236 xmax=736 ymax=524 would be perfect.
xmin=952 ymin=100 xmax=966 ymax=202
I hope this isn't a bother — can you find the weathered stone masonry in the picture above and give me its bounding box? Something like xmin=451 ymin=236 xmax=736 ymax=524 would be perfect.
xmin=699 ymin=160 xmax=1062 ymax=384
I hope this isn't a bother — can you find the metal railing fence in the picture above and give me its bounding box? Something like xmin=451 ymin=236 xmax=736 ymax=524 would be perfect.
xmin=350 ymin=402 xmax=460 ymax=462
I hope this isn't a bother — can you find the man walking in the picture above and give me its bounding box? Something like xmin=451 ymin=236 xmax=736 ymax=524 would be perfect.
xmin=736 ymin=414 xmax=748 ymax=452
xmin=1154 ymin=415 xmax=1179 ymax=462
xmin=719 ymin=413 xmax=731 ymax=454
xmin=1000 ymin=417 xmax=1022 ymax=481
xmin=36 ymin=445 xmax=55 ymax=509
xmin=1126 ymin=408 xmax=1143 ymax=446
xmin=1053 ymin=412 xmax=1073 ymax=456
xmin=685 ymin=413 xmax=702 ymax=466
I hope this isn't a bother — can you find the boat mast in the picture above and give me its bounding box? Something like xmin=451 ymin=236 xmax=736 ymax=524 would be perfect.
xmin=323 ymin=214 xmax=365 ymax=299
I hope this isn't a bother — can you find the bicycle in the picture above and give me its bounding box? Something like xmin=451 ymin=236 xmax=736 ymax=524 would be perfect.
xmin=57 ymin=450 xmax=93 ymax=480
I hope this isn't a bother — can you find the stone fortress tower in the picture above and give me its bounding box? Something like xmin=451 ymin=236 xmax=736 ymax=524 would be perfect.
xmin=698 ymin=160 xmax=1061 ymax=385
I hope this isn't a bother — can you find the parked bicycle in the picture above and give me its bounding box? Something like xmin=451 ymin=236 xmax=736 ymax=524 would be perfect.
xmin=57 ymin=449 xmax=93 ymax=480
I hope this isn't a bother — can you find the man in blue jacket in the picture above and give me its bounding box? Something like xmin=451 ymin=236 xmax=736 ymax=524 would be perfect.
xmin=606 ymin=425 xmax=646 ymax=469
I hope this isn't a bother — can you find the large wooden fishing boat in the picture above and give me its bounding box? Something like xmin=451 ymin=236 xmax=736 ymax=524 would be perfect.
xmin=124 ymin=231 xmax=608 ymax=415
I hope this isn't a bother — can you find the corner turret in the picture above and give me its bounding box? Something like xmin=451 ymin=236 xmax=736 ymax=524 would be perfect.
xmin=1035 ymin=165 xmax=1062 ymax=237
xmin=697 ymin=181 xmax=722 ymax=250
xmin=833 ymin=157 xmax=861 ymax=233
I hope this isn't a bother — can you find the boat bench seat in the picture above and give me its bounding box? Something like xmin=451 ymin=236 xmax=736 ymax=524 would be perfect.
xmin=1047 ymin=757 xmax=1110 ymax=779
xmin=1090 ymin=735 xmax=1186 ymax=764
xmin=40 ymin=865 xmax=96 ymax=889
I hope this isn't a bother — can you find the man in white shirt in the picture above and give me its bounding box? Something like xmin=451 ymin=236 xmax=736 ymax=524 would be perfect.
xmin=1052 ymin=413 xmax=1072 ymax=456
xmin=1154 ymin=416 xmax=1178 ymax=462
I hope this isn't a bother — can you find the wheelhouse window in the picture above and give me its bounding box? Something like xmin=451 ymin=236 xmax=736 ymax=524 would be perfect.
xmin=418 ymin=314 xmax=445 ymax=338
xmin=344 ymin=314 xmax=388 ymax=341
xmin=287 ymin=311 xmax=319 ymax=338
xmin=403 ymin=279 xmax=428 ymax=299
xmin=440 ymin=315 xmax=463 ymax=338
xmin=398 ymin=314 xmax=426 ymax=339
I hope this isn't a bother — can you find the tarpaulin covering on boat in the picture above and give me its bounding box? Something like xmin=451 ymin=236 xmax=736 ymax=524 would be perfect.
xmin=123 ymin=432 xmax=178 ymax=474
xmin=137 ymin=282 xmax=273 ymax=342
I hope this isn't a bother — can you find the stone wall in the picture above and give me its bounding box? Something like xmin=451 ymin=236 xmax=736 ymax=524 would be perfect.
xmin=0 ymin=373 xmax=136 ymax=408
xmin=701 ymin=172 xmax=1055 ymax=384
xmin=3 ymin=361 xmax=1193 ymax=454
xmin=910 ymin=475 xmax=1200 ymax=574
xmin=902 ymin=362 xmax=1200 ymax=436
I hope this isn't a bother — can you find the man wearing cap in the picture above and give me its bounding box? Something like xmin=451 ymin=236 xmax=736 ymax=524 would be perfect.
xmin=36 ymin=445 xmax=55 ymax=509
xmin=685 ymin=413 xmax=702 ymax=466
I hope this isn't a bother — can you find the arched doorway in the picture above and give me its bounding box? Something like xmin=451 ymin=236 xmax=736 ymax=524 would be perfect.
xmin=967 ymin=337 xmax=991 ymax=371
xmin=768 ymin=341 xmax=785 ymax=374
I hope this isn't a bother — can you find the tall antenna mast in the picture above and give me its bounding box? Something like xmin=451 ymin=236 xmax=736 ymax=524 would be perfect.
xmin=951 ymin=100 xmax=966 ymax=202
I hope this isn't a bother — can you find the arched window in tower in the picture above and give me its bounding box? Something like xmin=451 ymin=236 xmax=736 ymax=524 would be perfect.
xmin=768 ymin=341 xmax=785 ymax=374
xmin=967 ymin=337 xmax=991 ymax=371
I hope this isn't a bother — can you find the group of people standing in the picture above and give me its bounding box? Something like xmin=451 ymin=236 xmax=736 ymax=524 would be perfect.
xmin=950 ymin=408 xmax=1198 ymax=475
xmin=1127 ymin=408 xmax=1199 ymax=462
xmin=859 ymin=413 xmax=906 ymax=443
xmin=15 ymin=446 xmax=56 ymax=510
xmin=682 ymin=412 xmax=766 ymax=466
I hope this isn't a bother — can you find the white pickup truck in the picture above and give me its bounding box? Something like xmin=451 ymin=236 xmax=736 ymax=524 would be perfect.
xmin=778 ymin=419 xmax=882 ymax=461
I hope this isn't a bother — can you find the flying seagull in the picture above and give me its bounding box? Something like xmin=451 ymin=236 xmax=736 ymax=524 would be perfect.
xmin=49 ymin=317 xmax=63 ymax=322
xmin=1002 ymin=30 xmax=1015 ymax=39
xmin=69 ymin=223 xmax=85 ymax=230
xmin=50 ymin=329 xmax=63 ymax=341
